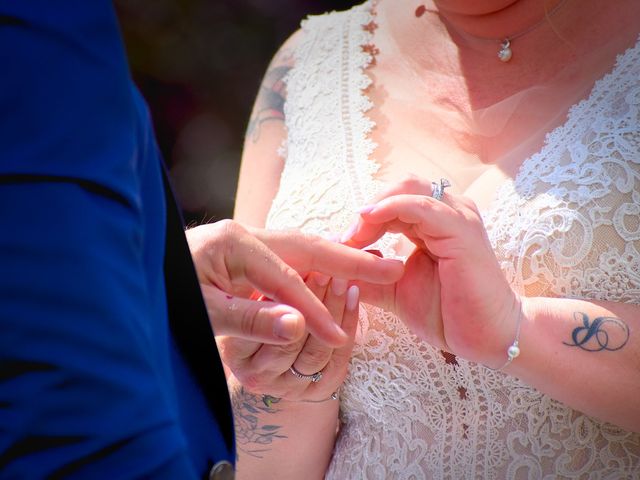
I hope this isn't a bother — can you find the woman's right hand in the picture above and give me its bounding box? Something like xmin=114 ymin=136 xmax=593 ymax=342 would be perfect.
xmin=342 ymin=177 xmax=519 ymax=368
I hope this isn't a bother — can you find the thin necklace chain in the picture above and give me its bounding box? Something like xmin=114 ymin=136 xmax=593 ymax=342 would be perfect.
xmin=502 ymin=0 xmax=570 ymax=42
xmin=496 ymin=0 xmax=571 ymax=62
xmin=412 ymin=0 xmax=571 ymax=62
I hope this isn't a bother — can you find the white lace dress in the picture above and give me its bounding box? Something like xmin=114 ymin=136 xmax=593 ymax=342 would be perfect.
xmin=265 ymin=3 xmax=640 ymax=478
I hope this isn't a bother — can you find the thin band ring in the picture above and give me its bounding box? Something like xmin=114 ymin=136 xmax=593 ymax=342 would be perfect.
xmin=289 ymin=365 xmax=323 ymax=383
xmin=431 ymin=178 xmax=451 ymax=201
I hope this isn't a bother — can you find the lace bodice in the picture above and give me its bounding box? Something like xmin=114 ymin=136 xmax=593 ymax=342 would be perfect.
xmin=265 ymin=3 xmax=640 ymax=478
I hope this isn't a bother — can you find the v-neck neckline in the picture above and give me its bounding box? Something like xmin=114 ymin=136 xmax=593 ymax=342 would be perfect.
xmin=357 ymin=1 xmax=640 ymax=219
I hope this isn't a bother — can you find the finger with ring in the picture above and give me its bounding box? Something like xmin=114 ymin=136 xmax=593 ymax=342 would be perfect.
xmin=289 ymin=365 xmax=323 ymax=383
xmin=431 ymin=178 xmax=451 ymax=201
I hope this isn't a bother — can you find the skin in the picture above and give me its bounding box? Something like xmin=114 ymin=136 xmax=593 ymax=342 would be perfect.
xmin=186 ymin=220 xmax=403 ymax=348
xmin=229 ymin=1 xmax=640 ymax=478
xmin=187 ymin=222 xmax=376 ymax=478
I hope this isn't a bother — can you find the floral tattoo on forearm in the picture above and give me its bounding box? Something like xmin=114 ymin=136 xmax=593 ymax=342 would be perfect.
xmin=563 ymin=312 xmax=630 ymax=352
xmin=232 ymin=386 xmax=286 ymax=459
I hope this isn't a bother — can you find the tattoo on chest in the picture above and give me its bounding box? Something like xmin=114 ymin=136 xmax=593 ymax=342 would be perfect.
xmin=563 ymin=312 xmax=630 ymax=352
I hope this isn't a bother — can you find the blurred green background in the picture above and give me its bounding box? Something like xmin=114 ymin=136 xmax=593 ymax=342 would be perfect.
xmin=115 ymin=0 xmax=357 ymax=224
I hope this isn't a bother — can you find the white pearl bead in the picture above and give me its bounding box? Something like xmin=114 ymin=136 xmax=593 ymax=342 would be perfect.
xmin=498 ymin=46 xmax=512 ymax=62
xmin=507 ymin=345 xmax=520 ymax=359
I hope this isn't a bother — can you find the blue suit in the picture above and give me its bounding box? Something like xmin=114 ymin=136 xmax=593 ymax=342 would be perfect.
xmin=0 ymin=1 xmax=234 ymax=478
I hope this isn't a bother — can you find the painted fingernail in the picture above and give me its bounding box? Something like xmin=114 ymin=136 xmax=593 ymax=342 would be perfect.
xmin=331 ymin=278 xmax=348 ymax=296
xmin=274 ymin=313 xmax=301 ymax=340
xmin=340 ymin=223 xmax=359 ymax=243
xmin=365 ymin=249 xmax=383 ymax=258
xmin=314 ymin=273 xmax=331 ymax=287
xmin=346 ymin=285 xmax=360 ymax=311
xmin=357 ymin=204 xmax=376 ymax=215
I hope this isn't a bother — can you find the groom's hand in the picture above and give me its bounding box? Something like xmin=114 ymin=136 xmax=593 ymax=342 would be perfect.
xmin=186 ymin=220 xmax=403 ymax=348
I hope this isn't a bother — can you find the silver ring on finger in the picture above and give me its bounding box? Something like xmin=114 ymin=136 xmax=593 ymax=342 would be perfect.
xmin=289 ymin=365 xmax=323 ymax=383
xmin=431 ymin=178 xmax=451 ymax=201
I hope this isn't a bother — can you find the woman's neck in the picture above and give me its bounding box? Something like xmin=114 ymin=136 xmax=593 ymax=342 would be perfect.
xmin=431 ymin=0 xmax=567 ymax=42
xmin=377 ymin=0 xmax=587 ymax=74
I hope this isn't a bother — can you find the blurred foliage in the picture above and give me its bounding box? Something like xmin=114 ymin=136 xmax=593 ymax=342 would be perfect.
xmin=115 ymin=0 xmax=357 ymax=223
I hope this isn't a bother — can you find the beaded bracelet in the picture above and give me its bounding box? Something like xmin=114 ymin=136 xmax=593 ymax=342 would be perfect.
xmin=491 ymin=304 xmax=523 ymax=371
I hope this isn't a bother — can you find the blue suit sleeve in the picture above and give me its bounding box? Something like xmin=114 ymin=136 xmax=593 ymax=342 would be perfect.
xmin=0 ymin=1 xmax=200 ymax=478
xmin=0 ymin=183 xmax=196 ymax=479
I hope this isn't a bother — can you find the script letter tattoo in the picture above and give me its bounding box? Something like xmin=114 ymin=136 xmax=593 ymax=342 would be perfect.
xmin=563 ymin=312 xmax=629 ymax=352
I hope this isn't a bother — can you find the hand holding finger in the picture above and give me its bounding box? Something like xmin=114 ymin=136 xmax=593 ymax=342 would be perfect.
xmin=245 ymin=275 xmax=360 ymax=401
xmin=248 ymin=226 xmax=404 ymax=283
xmin=188 ymin=220 xmax=349 ymax=347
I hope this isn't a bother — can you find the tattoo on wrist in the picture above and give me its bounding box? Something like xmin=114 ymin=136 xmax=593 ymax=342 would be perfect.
xmin=563 ymin=312 xmax=630 ymax=352
xmin=232 ymin=386 xmax=286 ymax=458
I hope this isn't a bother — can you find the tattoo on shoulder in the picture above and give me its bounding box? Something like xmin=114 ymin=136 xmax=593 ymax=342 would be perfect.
xmin=563 ymin=312 xmax=630 ymax=352
xmin=232 ymin=386 xmax=286 ymax=458
xmin=246 ymin=50 xmax=294 ymax=143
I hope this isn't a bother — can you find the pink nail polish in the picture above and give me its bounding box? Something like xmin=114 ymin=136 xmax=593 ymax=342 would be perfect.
xmin=357 ymin=205 xmax=376 ymax=215
xmin=346 ymin=285 xmax=360 ymax=311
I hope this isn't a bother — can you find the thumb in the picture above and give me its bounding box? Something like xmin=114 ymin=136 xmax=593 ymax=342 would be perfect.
xmin=201 ymin=284 xmax=306 ymax=344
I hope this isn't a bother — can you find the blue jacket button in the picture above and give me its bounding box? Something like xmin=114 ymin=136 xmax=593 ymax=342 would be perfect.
xmin=209 ymin=460 xmax=234 ymax=480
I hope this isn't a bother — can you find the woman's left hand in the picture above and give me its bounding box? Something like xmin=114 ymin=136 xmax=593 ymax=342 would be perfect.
xmin=344 ymin=177 xmax=520 ymax=367
xmin=220 ymin=273 xmax=360 ymax=402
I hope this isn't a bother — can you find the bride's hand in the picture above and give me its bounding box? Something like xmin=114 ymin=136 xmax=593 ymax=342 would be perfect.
xmin=344 ymin=177 xmax=520 ymax=367
xmin=218 ymin=273 xmax=359 ymax=401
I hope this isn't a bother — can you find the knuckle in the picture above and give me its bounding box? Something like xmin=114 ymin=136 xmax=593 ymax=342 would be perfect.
xmin=214 ymin=219 xmax=240 ymax=262
xmin=236 ymin=372 xmax=262 ymax=392
xmin=459 ymin=195 xmax=476 ymax=209
xmin=417 ymin=197 xmax=432 ymax=210
xmin=302 ymin=234 xmax=322 ymax=263
xmin=285 ymin=265 xmax=303 ymax=282
xmin=239 ymin=305 xmax=260 ymax=338
xmin=300 ymin=232 xmax=318 ymax=247
xmin=463 ymin=196 xmax=481 ymax=215
xmin=214 ymin=218 xmax=237 ymax=239
xmin=297 ymin=344 xmax=332 ymax=367
xmin=216 ymin=341 xmax=247 ymax=372
xmin=400 ymin=175 xmax=421 ymax=191
xmin=273 ymin=266 xmax=304 ymax=298
xmin=273 ymin=339 xmax=306 ymax=357
xmin=218 ymin=220 xmax=249 ymax=252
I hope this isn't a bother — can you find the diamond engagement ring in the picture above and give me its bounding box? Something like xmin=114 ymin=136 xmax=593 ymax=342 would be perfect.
xmin=289 ymin=365 xmax=323 ymax=383
xmin=431 ymin=178 xmax=451 ymax=201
